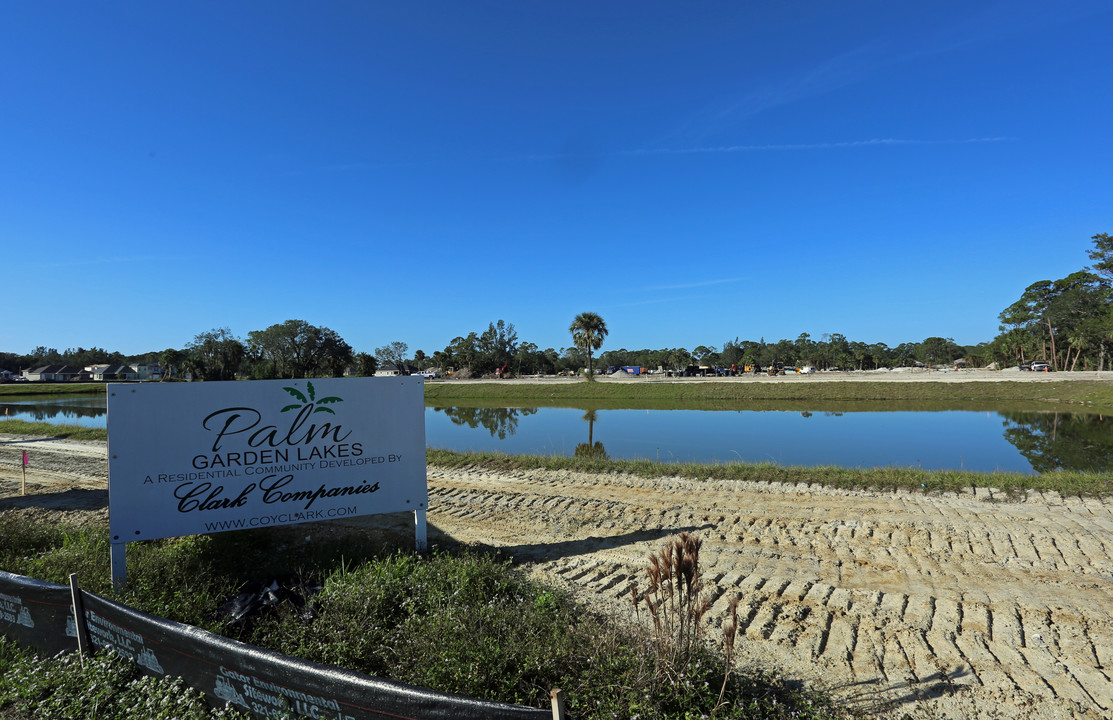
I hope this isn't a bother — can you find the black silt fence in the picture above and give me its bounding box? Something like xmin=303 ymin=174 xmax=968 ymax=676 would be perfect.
xmin=1 ymin=571 xmax=554 ymax=720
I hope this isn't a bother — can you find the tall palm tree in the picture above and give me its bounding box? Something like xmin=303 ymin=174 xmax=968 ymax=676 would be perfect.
xmin=569 ymin=312 xmax=608 ymax=378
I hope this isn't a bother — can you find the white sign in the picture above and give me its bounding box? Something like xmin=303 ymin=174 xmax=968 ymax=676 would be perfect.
xmin=107 ymin=378 xmax=426 ymax=544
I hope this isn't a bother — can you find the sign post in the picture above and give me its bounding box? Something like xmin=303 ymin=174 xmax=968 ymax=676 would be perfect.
xmin=107 ymin=378 xmax=427 ymax=587
xmin=21 ymin=450 xmax=27 ymax=496
xmin=110 ymin=545 xmax=127 ymax=590
xmin=415 ymin=508 xmax=427 ymax=552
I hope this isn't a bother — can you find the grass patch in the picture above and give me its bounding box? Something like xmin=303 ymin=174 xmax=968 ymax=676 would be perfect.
xmin=8 ymin=377 xmax=1113 ymax=410
xmin=0 ymin=419 xmax=106 ymax=441
xmin=0 ymin=514 xmax=850 ymax=720
xmin=426 ymin=379 xmax=1113 ymax=411
xmin=0 ymin=384 xmax=106 ymax=397
xmin=426 ymin=449 xmax=1113 ymax=498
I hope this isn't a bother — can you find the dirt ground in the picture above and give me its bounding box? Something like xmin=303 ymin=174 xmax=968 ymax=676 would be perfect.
xmin=2 ymin=374 xmax=1112 ymax=719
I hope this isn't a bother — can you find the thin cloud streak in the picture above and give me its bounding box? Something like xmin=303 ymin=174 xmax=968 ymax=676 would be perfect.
xmin=607 ymin=294 xmax=702 ymax=310
xmin=605 ymin=278 xmax=748 ymax=309
xmin=627 ymin=137 xmax=1011 ymax=157
xmin=25 ymin=256 xmax=183 ymax=270
xmin=644 ymin=277 xmax=747 ymax=291
xmin=656 ymin=4 xmax=1068 ymax=150
xmin=512 ymin=137 xmax=1010 ymax=165
xmin=719 ymin=41 xmax=886 ymax=125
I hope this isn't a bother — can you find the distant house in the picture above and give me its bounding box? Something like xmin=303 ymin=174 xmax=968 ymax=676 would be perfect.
xmin=23 ymin=365 xmax=84 ymax=382
xmin=91 ymin=365 xmax=139 ymax=381
xmin=57 ymin=366 xmax=85 ymax=381
xmin=83 ymin=364 xmax=163 ymax=381
xmin=22 ymin=364 xmax=154 ymax=382
xmin=131 ymin=363 xmax=162 ymax=380
xmin=23 ymin=366 xmax=56 ymax=381
xmin=374 ymin=363 xmax=420 ymax=377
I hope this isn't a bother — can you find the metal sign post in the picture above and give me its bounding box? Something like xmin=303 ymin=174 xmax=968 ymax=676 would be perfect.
xmin=415 ymin=509 xmax=427 ymax=552
xmin=110 ymin=544 xmax=127 ymax=590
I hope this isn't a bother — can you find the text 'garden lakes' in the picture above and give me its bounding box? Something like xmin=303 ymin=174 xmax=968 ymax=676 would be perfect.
xmin=188 ymin=444 xmax=398 ymax=470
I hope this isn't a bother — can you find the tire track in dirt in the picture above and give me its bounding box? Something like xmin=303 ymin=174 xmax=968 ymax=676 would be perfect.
xmin=425 ymin=467 xmax=1113 ymax=719
xmin=0 ymin=436 xmax=108 ymax=490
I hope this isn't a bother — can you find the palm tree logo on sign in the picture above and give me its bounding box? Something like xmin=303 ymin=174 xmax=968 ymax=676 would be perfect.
xmin=280 ymin=381 xmax=343 ymax=415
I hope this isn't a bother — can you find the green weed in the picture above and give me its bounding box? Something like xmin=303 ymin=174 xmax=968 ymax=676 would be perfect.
xmin=0 ymin=419 xmax=107 ymax=441
xmin=0 ymin=636 xmax=251 ymax=719
xmin=0 ymin=513 xmax=852 ymax=719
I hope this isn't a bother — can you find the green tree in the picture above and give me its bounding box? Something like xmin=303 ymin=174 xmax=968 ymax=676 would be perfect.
xmin=539 ymin=347 xmax=561 ymax=375
xmin=600 ymin=348 xmax=634 ymax=369
xmin=314 ymin=327 xmax=354 ymax=377
xmin=1081 ymin=248 xmax=1113 ymax=368
xmin=442 ymin=334 xmax=479 ymax=373
xmin=849 ymin=341 xmax=872 ymax=370
xmin=691 ymin=345 xmax=716 ymax=364
xmin=794 ymin=333 xmax=813 ymax=366
xmin=29 ymin=347 xmax=62 ymax=365
xmin=1000 ymin=271 xmax=1110 ymax=370
xmin=353 ymin=352 xmax=378 ymax=377
xmin=917 ymin=337 xmax=961 ymax=366
xmin=186 ymin=328 xmax=244 ymax=381
xmin=569 ymin=312 xmax=608 ymax=378
xmin=61 ymin=347 xmax=116 ymax=368
xmin=1087 ymin=232 xmax=1113 ymax=280
xmin=1048 ymin=272 xmax=1110 ymax=370
xmin=375 ymin=341 xmax=410 ymax=369
xmin=822 ymin=333 xmax=852 ymax=369
xmin=720 ymin=338 xmax=744 ymax=368
xmin=515 ymin=341 xmax=540 ymax=375
xmin=1000 ymin=280 xmax=1057 ymax=365
xmin=159 ymin=348 xmax=186 ymax=380
xmin=560 ymin=345 xmax=586 ymax=373
xmin=246 ymin=320 xmax=353 ymax=379
xmin=892 ymin=342 xmax=919 ymax=367
xmin=477 ymin=320 xmax=519 ymax=375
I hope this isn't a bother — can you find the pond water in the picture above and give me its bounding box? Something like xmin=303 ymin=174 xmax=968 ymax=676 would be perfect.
xmin=426 ymin=405 xmax=1112 ymax=474
xmin=4 ymin=395 xmax=1110 ymax=474
xmin=1 ymin=396 xmax=109 ymax=428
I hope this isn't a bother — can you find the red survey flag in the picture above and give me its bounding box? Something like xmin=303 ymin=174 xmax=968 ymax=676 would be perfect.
xmin=22 ymin=450 xmax=27 ymax=467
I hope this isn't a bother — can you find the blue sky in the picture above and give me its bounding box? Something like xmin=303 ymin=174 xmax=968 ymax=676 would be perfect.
xmin=4 ymin=1 xmax=1111 ymax=358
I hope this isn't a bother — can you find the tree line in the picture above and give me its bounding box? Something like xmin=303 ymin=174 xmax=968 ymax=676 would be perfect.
xmin=595 ymin=334 xmax=970 ymax=373
xmin=4 ymin=234 xmax=1108 ymax=379
xmin=3 ymin=321 xmax=976 ymax=381
xmin=988 ymin=233 xmax=1113 ymax=371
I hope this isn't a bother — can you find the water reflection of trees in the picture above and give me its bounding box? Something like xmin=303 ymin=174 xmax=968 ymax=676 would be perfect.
xmin=1000 ymin=411 xmax=1113 ymax=472
xmin=1 ymin=404 xmax=106 ymax=422
xmin=575 ymin=409 xmax=607 ymax=460
xmin=434 ymin=406 xmax=539 ymax=440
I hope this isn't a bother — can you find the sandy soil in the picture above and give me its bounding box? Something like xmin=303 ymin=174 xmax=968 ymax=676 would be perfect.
xmin=2 ymin=373 xmax=1112 ymax=719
